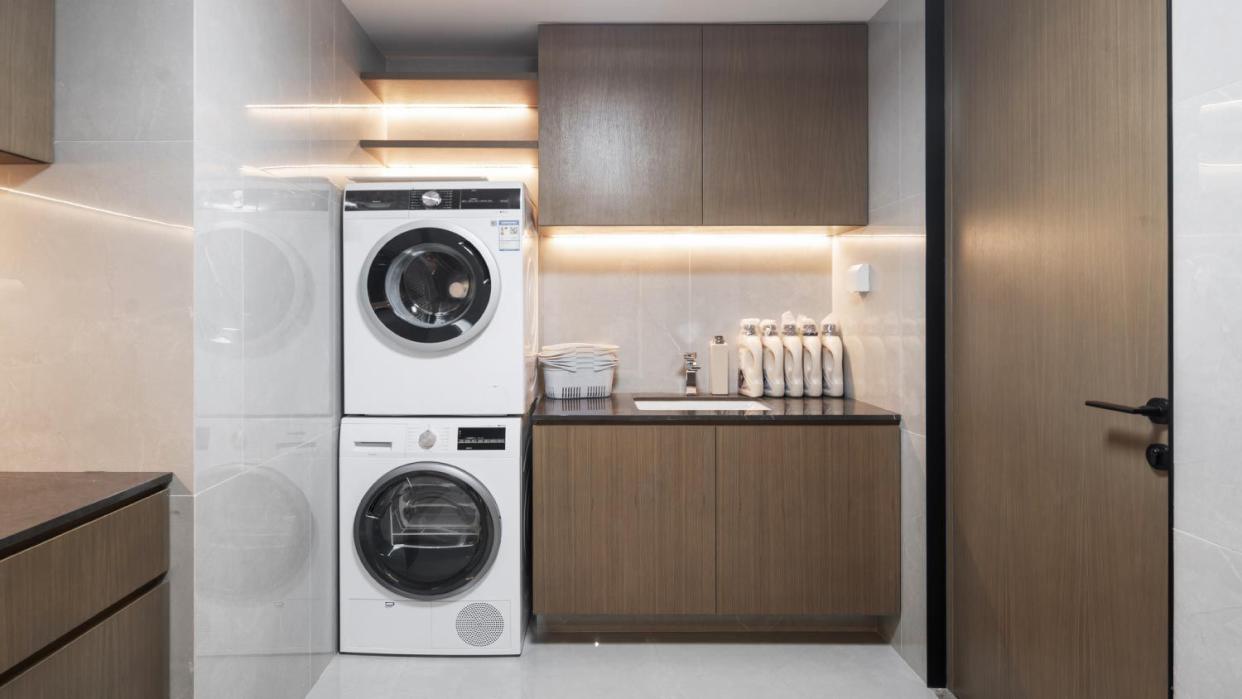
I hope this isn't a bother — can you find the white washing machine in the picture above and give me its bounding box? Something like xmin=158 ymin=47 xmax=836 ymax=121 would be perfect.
xmin=339 ymin=416 xmax=527 ymax=655
xmin=342 ymin=182 xmax=538 ymax=417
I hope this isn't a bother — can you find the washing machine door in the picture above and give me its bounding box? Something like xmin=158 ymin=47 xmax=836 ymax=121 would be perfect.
xmin=364 ymin=225 xmax=498 ymax=352
xmin=354 ymin=462 xmax=501 ymax=600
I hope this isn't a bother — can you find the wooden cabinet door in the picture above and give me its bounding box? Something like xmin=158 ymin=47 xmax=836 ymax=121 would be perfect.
xmin=533 ymin=425 xmax=715 ymax=615
xmin=716 ymin=425 xmax=899 ymax=615
xmin=0 ymin=0 xmax=54 ymax=163
xmin=537 ymin=25 xmax=703 ymax=226
xmin=702 ymin=25 xmax=868 ymax=226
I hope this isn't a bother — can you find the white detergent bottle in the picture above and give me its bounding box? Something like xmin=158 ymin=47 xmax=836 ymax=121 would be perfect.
xmin=759 ymin=318 xmax=784 ymax=397
xmin=737 ymin=319 xmax=764 ymax=398
xmin=781 ymin=311 xmax=804 ymax=398
xmin=821 ymin=316 xmax=845 ymax=398
xmin=799 ymin=315 xmax=823 ymax=397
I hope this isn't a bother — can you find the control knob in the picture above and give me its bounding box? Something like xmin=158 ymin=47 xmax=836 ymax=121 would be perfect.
xmin=417 ymin=430 xmax=436 ymax=449
xmin=420 ymin=190 xmax=442 ymax=208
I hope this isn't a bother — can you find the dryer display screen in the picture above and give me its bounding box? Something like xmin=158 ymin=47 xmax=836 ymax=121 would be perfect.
xmin=457 ymin=427 xmax=506 ymax=450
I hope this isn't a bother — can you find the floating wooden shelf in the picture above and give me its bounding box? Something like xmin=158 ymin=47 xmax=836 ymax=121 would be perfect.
xmin=361 ymin=72 xmax=538 ymax=106
xmin=360 ymin=139 xmax=539 ymax=167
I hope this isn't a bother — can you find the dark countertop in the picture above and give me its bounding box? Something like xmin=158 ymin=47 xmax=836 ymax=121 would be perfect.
xmin=532 ymin=393 xmax=900 ymax=425
xmin=0 ymin=471 xmax=173 ymax=558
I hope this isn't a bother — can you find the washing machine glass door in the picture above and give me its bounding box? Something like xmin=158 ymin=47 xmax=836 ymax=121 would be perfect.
xmin=366 ymin=227 xmax=496 ymax=352
xmin=354 ymin=463 xmax=501 ymax=600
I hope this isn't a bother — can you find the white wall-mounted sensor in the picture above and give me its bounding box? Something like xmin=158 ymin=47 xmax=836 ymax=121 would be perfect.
xmin=847 ymin=263 xmax=872 ymax=294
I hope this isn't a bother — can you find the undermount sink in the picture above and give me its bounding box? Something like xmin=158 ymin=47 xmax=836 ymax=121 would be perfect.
xmin=633 ymin=399 xmax=771 ymax=412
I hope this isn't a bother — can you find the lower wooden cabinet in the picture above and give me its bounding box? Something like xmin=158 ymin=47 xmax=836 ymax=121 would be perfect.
xmin=533 ymin=425 xmax=716 ymax=614
xmin=533 ymin=423 xmax=899 ymax=618
xmin=716 ymin=426 xmax=900 ymax=615
xmin=0 ymin=583 xmax=169 ymax=699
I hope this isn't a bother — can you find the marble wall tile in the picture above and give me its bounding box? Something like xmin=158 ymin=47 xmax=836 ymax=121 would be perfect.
xmin=856 ymin=0 xmax=927 ymax=681
xmin=55 ymin=0 xmax=193 ymax=142
xmin=191 ymin=1 xmax=378 ymax=696
xmin=1173 ymin=531 xmax=1242 ymax=698
xmin=0 ymin=188 xmax=193 ymax=486
xmin=1173 ymin=1 xmax=1242 ymax=692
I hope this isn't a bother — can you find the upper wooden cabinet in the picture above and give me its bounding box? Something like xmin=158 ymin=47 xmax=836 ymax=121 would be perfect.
xmin=0 ymin=0 xmax=54 ymax=164
xmin=538 ymin=25 xmax=703 ymax=226
xmin=703 ymin=25 xmax=869 ymax=226
xmin=537 ymin=24 xmax=868 ymax=228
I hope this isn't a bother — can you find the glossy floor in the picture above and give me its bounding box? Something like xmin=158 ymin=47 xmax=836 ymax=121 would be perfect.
xmin=306 ymin=639 xmax=935 ymax=698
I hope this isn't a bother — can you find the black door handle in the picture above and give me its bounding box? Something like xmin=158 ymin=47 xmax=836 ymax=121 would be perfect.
xmin=1084 ymin=397 xmax=1170 ymax=425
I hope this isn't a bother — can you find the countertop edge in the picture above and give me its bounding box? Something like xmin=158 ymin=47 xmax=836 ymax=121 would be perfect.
xmin=531 ymin=394 xmax=902 ymax=426
xmin=0 ymin=472 xmax=173 ymax=559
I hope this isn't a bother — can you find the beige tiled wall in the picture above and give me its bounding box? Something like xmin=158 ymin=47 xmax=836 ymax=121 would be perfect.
xmin=539 ymin=235 xmax=834 ymax=393
xmin=0 ymin=0 xmax=194 ymax=488
xmin=0 ymin=2 xmax=195 ymax=696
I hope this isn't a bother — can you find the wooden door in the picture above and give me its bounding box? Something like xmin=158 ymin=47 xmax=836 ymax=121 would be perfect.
xmin=948 ymin=0 xmax=1169 ymax=697
xmin=702 ymin=24 xmax=868 ymax=226
xmin=716 ymin=425 xmax=900 ymax=615
xmin=532 ymin=425 xmax=716 ymax=615
xmin=537 ymin=25 xmax=703 ymax=226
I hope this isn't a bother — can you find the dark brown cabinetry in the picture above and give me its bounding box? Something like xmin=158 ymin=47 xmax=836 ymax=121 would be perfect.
xmin=0 ymin=0 xmax=54 ymax=164
xmin=533 ymin=425 xmax=716 ymax=614
xmin=716 ymin=425 xmax=899 ymax=615
xmin=0 ymin=473 xmax=170 ymax=697
xmin=537 ymin=25 xmax=704 ymax=226
xmin=537 ymin=24 xmax=868 ymax=227
xmin=532 ymin=422 xmax=898 ymax=619
xmin=702 ymin=25 xmax=869 ymax=226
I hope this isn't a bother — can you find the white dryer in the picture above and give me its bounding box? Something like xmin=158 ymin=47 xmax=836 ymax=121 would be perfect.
xmin=339 ymin=416 xmax=527 ymax=655
xmin=342 ymin=182 xmax=538 ymax=417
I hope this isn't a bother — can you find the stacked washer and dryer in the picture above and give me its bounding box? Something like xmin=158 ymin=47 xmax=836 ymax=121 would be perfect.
xmin=339 ymin=182 xmax=538 ymax=656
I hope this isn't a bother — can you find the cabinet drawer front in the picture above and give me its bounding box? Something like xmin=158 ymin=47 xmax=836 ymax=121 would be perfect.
xmin=0 ymin=582 xmax=168 ymax=699
xmin=716 ymin=425 xmax=900 ymax=615
xmin=0 ymin=491 xmax=168 ymax=674
xmin=534 ymin=425 xmax=716 ymax=615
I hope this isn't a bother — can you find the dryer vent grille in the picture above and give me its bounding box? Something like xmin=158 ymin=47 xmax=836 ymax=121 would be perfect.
xmin=456 ymin=602 xmax=505 ymax=647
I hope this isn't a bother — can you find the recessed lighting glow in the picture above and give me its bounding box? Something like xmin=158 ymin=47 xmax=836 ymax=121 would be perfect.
xmin=544 ymin=231 xmax=833 ymax=249
xmin=0 ymin=186 xmax=192 ymax=232
xmin=246 ymin=103 xmax=535 ymax=111
xmin=247 ymin=163 xmax=537 ymax=179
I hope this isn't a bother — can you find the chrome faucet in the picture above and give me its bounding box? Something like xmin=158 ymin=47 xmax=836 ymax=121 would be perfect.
xmin=683 ymin=352 xmax=702 ymax=396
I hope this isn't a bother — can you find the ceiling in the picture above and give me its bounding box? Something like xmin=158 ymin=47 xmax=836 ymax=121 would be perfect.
xmin=342 ymin=0 xmax=889 ymax=58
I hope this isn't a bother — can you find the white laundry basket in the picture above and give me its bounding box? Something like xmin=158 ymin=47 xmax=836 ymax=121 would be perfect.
xmin=539 ymin=343 xmax=619 ymax=399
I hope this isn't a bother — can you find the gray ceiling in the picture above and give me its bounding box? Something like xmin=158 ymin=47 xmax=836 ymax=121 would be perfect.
xmin=342 ymin=0 xmax=888 ymax=57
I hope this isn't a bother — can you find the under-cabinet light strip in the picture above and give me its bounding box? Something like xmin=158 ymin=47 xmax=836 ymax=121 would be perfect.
xmin=0 ymin=186 xmax=193 ymax=231
xmin=246 ymin=103 xmax=535 ymax=111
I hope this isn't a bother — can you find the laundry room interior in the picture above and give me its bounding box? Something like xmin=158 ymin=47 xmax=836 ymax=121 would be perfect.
xmin=1 ymin=0 xmax=1238 ymax=698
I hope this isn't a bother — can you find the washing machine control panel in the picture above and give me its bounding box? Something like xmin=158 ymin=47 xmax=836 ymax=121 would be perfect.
xmin=345 ymin=188 xmax=521 ymax=212
xmin=456 ymin=427 xmax=506 ymax=451
xmin=399 ymin=425 xmax=509 ymax=454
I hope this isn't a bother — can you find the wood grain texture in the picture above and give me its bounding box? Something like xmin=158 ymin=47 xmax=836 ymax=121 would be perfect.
xmin=0 ymin=491 xmax=169 ymax=675
xmin=0 ymin=0 xmax=54 ymax=163
xmin=533 ymin=425 xmax=716 ymax=614
xmin=948 ymin=0 xmax=1169 ymax=697
xmin=0 ymin=582 xmax=169 ymax=699
xmin=702 ymin=24 xmax=868 ymax=226
xmin=716 ymin=425 xmax=899 ymax=615
xmin=537 ymin=25 xmax=703 ymax=226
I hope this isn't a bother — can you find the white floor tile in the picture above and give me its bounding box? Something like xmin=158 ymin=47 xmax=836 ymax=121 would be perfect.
xmin=307 ymin=639 xmax=933 ymax=699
